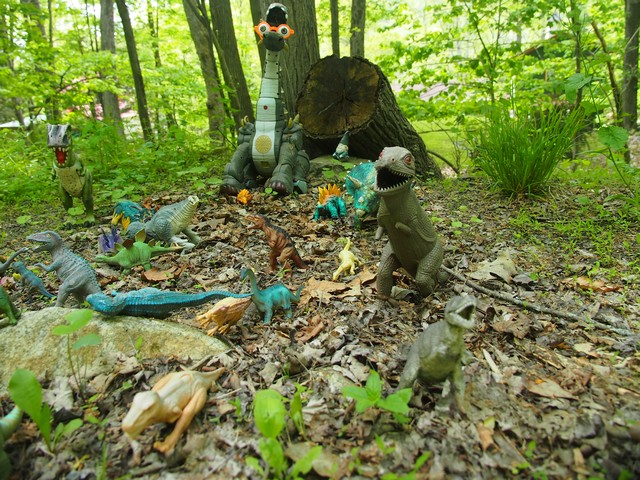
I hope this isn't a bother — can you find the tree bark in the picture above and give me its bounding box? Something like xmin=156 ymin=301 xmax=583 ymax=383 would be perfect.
xmin=249 ymin=0 xmax=268 ymax=70
xmin=330 ymin=0 xmax=340 ymax=57
xmin=100 ymin=0 xmax=124 ymax=137
xmin=210 ymin=0 xmax=254 ymax=127
xmin=350 ymin=0 xmax=365 ymax=58
xmin=296 ymin=56 xmax=441 ymax=177
xmin=115 ymin=0 xmax=154 ymax=143
xmin=182 ymin=0 xmax=224 ymax=143
xmin=623 ymin=0 xmax=639 ymax=133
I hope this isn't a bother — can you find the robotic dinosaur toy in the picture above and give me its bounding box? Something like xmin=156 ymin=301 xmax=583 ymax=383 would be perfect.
xmin=220 ymin=3 xmax=310 ymax=196
xmin=47 ymin=124 xmax=95 ymax=226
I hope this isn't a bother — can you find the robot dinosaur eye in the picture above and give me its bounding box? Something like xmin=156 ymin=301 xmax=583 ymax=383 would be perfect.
xmin=277 ymin=24 xmax=293 ymax=39
xmin=254 ymin=21 xmax=270 ymax=39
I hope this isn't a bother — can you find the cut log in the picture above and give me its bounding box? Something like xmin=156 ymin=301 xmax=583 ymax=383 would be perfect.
xmin=296 ymin=55 xmax=441 ymax=178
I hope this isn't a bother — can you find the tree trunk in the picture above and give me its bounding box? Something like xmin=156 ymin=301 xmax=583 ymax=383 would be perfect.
xmin=330 ymin=0 xmax=340 ymax=57
xmin=296 ymin=55 xmax=441 ymax=178
xmin=249 ymin=0 xmax=268 ymax=70
xmin=623 ymin=0 xmax=639 ymax=133
xmin=350 ymin=0 xmax=365 ymax=57
xmin=210 ymin=0 xmax=254 ymax=127
xmin=115 ymin=0 xmax=154 ymax=143
xmin=100 ymin=0 xmax=124 ymax=137
xmin=279 ymin=0 xmax=320 ymax=117
xmin=182 ymin=0 xmax=224 ymax=143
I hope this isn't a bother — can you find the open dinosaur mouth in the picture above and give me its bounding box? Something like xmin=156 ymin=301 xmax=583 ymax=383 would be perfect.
xmin=54 ymin=147 xmax=68 ymax=165
xmin=375 ymin=166 xmax=411 ymax=192
xmin=457 ymin=304 xmax=476 ymax=319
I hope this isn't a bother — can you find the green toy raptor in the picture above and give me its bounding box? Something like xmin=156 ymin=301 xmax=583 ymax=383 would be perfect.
xmin=95 ymin=230 xmax=182 ymax=274
xmin=47 ymin=124 xmax=95 ymax=226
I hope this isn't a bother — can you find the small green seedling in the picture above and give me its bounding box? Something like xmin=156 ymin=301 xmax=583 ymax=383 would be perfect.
xmin=247 ymin=388 xmax=322 ymax=479
xmin=8 ymin=369 xmax=82 ymax=453
xmin=52 ymin=309 xmax=102 ymax=401
xmin=342 ymin=370 xmax=412 ymax=423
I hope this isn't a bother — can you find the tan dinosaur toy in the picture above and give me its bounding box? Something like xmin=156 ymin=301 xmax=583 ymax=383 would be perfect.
xmin=196 ymin=296 xmax=252 ymax=335
xmin=122 ymin=367 xmax=225 ymax=454
xmin=332 ymin=238 xmax=361 ymax=281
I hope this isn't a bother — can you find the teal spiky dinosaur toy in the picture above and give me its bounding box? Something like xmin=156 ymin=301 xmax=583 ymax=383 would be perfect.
xmin=94 ymin=230 xmax=182 ymax=274
xmin=240 ymin=267 xmax=303 ymax=324
xmin=0 ymin=406 xmax=22 ymax=479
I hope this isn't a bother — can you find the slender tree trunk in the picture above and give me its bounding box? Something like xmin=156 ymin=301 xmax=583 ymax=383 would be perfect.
xmin=279 ymin=0 xmax=320 ymax=117
xmin=249 ymin=0 xmax=268 ymax=70
xmin=115 ymin=0 xmax=153 ymax=143
xmin=182 ymin=0 xmax=225 ymax=143
xmin=623 ymin=0 xmax=639 ymax=134
xmin=100 ymin=0 xmax=124 ymax=137
xmin=350 ymin=0 xmax=365 ymax=57
xmin=210 ymin=0 xmax=254 ymax=128
xmin=330 ymin=0 xmax=340 ymax=57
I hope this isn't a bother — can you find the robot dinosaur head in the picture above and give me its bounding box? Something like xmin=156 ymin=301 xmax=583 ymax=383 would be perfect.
xmin=254 ymin=3 xmax=293 ymax=52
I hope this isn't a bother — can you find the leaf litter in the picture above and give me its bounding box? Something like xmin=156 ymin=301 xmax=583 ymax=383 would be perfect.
xmin=0 ymin=176 xmax=639 ymax=479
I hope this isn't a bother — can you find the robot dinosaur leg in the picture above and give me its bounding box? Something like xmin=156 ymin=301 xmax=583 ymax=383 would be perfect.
xmin=266 ymin=142 xmax=296 ymax=195
xmin=221 ymin=143 xmax=254 ymax=196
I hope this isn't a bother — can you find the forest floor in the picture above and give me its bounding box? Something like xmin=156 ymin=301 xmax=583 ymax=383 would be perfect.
xmin=1 ymin=164 xmax=639 ymax=479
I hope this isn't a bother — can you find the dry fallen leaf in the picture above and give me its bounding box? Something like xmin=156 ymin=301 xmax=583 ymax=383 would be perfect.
xmin=476 ymin=418 xmax=496 ymax=451
xmin=524 ymin=377 xmax=577 ymax=400
xmin=572 ymin=276 xmax=622 ymax=293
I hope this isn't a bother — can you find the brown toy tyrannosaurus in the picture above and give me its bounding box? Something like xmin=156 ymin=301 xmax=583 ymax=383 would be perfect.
xmin=247 ymin=214 xmax=306 ymax=271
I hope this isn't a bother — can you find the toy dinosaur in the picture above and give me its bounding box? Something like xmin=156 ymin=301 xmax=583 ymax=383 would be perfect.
xmin=313 ymin=184 xmax=348 ymax=220
xmin=240 ymin=267 xmax=303 ymax=324
xmin=0 ymin=406 xmax=23 ymax=480
xmin=124 ymin=196 xmax=201 ymax=252
xmin=97 ymin=226 xmax=124 ymax=254
xmin=374 ymin=146 xmax=446 ymax=299
xmin=95 ymin=230 xmax=182 ymax=274
xmin=47 ymin=123 xmax=95 ymax=226
xmin=220 ymin=3 xmax=310 ymax=196
xmin=332 ymin=238 xmax=361 ymax=281
xmin=247 ymin=214 xmax=306 ymax=271
xmin=86 ymin=287 xmax=251 ymax=318
xmin=0 ymin=248 xmax=28 ymax=276
xmin=398 ymin=295 xmax=477 ymax=412
xmin=112 ymin=200 xmax=155 ymax=231
xmin=345 ymin=162 xmax=379 ymax=228
xmin=196 ymin=296 xmax=253 ymax=335
xmin=11 ymin=261 xmax=55 ymax=300
xmin=0 ymin=285 xmax=20 ymax=327
xmin=122 ymin=367 xmax=225 ymax=455
xmin=333 ymin=131 xmax=350 ymax=161
xmin=27 ymin=230 xmax=101 ymax=307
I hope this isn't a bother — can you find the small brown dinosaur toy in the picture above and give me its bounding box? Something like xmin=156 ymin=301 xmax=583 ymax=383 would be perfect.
xmin=398 ymin=295 xmax=477 ymax=412
xmin=122 ymin=367 xmax=224 ymax=455
xmin=196 ymin=296 xmax=252 ymax=335
xmin=247 ymin=214 xmax=306 ymax=271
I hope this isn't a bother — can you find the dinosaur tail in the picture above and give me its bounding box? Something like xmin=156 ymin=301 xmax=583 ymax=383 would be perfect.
xmin=0 ymin=406 xmax=22 ymax=438
xmin=94 ymin=255 xmax=119 ymax=266
xmin=293 ymin=285 xmax=304 ymax=302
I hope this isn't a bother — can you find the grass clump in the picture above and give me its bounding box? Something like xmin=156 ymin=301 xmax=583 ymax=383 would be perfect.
xmin=470 ymin=106 xmax=584 ymax=195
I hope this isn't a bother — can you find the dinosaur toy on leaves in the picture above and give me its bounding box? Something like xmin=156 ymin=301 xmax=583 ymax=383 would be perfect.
xmin=332 ymin=238 xmax=361 ymax=281
xmin=247 ymin=214 xmax=306 ymax=271
xmin=241 ymin=267 xmax=303 ymax=324
xmin=313 ymin=184 xmax=347 ymax=220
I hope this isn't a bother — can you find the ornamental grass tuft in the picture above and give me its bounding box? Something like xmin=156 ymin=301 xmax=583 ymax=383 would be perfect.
xmin=471 ymin=106 xmax=584 ymax=195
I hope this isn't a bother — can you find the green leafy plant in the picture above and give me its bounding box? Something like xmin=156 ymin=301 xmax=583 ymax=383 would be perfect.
xmin=8 ymin=369 xmax=82 ymax=453
xmin=51 ymin=309 xmax=102 ymax=401
xmin=470 ymin=105 xmax=584 ymax=195
xmin=342 ymin=370 xmax=412 ymax=423
xmin=247 ymin=388 xmax=322 ymax=479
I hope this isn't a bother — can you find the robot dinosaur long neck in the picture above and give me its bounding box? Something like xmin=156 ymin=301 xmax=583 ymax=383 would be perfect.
xmin=251 ymin=3 xmax=292 ymax=176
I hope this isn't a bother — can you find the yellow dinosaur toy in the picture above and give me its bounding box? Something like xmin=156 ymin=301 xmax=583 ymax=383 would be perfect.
xmin=332 ymin=238 xmax=361 ymax=281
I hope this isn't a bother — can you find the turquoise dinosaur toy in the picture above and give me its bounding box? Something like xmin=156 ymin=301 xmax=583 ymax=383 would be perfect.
xmin=0 ymin=406 xmax=23 ymax=480
xmin=240 ymin=268 xmax=303 ymax=324
xmin=313 ymin=184 xmax=348 ymax=220
xmin=0 ymin=248 xmax=28 ymax=276
xmin=112 ymin=200 xmax=155 ymax=230
xmin=0 ymin=286 xmax=20 ymax=327
xmin=94 ymin=230 xmax=182 ymax=274
xmin=47 ymin=124 xmax=95 ymax=226
xmin=345 ymin=161 xmax=379 ymax=228
xmin=11 ymin=261 xmax=55 ymax=300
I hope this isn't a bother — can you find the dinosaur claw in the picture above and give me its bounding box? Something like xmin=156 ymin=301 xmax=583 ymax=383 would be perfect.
xmin=267 ymin=181 xmax=289 ymax=196
xmin=220 ymin=184 xmax=239 ymax=196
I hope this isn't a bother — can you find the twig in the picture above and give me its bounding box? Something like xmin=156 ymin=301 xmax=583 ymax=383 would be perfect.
xmin=441 ymin=265 xmax=633 ymax=336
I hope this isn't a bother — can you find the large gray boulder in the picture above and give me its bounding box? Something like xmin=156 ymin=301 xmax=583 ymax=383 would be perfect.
xmin=0 ymin=307 xmax=230 ymax=394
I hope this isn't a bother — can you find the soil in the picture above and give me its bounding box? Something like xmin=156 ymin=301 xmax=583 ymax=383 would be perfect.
xmin=1 ymin=169 xmax=639 ymax=480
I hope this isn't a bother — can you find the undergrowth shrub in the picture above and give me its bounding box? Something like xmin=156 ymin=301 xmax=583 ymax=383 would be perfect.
xmin=470 ymin=106 xmax=584 ymax=195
